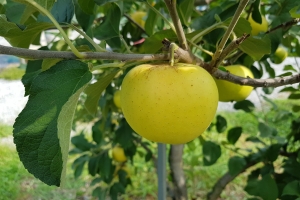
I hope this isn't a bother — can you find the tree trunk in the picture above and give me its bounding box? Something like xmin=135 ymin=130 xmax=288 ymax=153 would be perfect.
xmin=169 ymin=144 xmax=188 ymax=200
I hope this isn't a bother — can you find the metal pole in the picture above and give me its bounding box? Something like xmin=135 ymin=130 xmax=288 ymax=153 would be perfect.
xmin=157 ymin=143 xmax=167 ymax=200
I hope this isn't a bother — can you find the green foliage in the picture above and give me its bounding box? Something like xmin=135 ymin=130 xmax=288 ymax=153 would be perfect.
xmin=13 ymin=60 xmax=92 ymax=186
xmin=0 ymin=0 xmax=299 ymax=199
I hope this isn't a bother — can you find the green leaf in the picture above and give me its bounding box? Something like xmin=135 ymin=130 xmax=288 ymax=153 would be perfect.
xmin=94 ymin=0 xmax=118 ymax=6
xmin=264 ymin=144 xmax=282 ymax=162
xmin=228 ymin=156 xmax=246 ymax=176
xmin=93 ymin=3 xmax=121 ymax=50
xmin=115 ymin=119 xmax=135 ymax=149
xmin=178 ymin=0 xmax=194 ymax=26
xmin=227 ymin=127 xmax=242 ymax=145
xmin=140 ymin=29 xmax=177 ymax=53
xmin=239 ymin=35 xmax=271 ymax=61
xmin=13 ymin=0 xmax=56 ymax=11
xmin=290 ymin=5 xmax=300 ymax=18
xmin=293 ymin=105 xmax=300 ymax=112
xmin=72 ymin=154 xmax=89 ymax=179
xmin=92 ymin=186 xmax=107 ymax=200
xmin=78 ymin=0 xmax=95 ymax=15
xmin=0 ymin=15 xmax=53 ymax=48
xmin=282 ymin=180 xmax=300 ymax=197
xmin=284 ymin=64 xmax=298 ymax=72
xmin=13 ymin=60 xmax=92 ymax=186
xmin=234 ymin=100 xmax=255 ymax=112
xmin=92 ymin=120 xmax=103 ymax=144
xmin=74 ymin=0 xmax=94 ymax=32
xmin=71 ymin=133 xmax=95 ymax=152
xmin=202 ymin=141 xmax=221 ymax=166
xmin=258 ymin=122 xmax=277 ymax=137
xmin=289 ymin=93 xmax=300 ymax=99
xmin=245 ymin=174 xmax=278 ymax=200
xmin=88 ymin=154 xmax=102 ymax=176
xmin=216 ymin=115 xmax=227 ymax=133
xmin=37 ymin=0 xmax=74 ymax=23
xmin=99 ymin=152 xmax=114 ymax=182
xmin=84 ymin=69 xmax=120 ymax=115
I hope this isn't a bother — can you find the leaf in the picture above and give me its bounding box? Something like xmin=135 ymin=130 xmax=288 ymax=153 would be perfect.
xmin=115 ymin=119 xmax=135 ymax=149
xmin=94 ymin=0 xmax=118 ymax=6
xmin=41 ymin=58 xmax=62 ymax=71
xmin=245 ymin=174 xmax=278 ymax=200
xmin=282 ymin=180 xmax=300 ymax=197
xmin=228 ymin=156 xmax=246 ymax=176
xmin=84 ymin=69 xmax=120 ymax=115
xmin=233 ymin=100 xmax=255 ymax=112
xmin=289 ymin=93 xmax=300 ymax=99
xmin=88 ymin=154 xmax=102 ymax=176
xmin=72 ymin=154 xmax=89 ymax=179
xmin=264 ymin=144 xmax=282 ymax=162
xmin=178 ymin=0 xmax=194 ymax=26
xmin=140 ymin=29 xmax=177 ymax=53
xmin=284 ymin=64 xmax=298 ymax=72
xmin=13 ymin=0 xmax=56 ymax=11
xmin=74 ymin=0 xmax=94 ymax=32
xmin=92 ymin=120 xmax=103 ymax=144
xmin=0 ymin=15 xmax=53 ymax=48
xmin=227 ymin=127 xmax=242 ymax=145
xmin=293 ymin=105 xmax=300 ymax=112
xmin=92 ymin=187 xmax=107 ymax=200
xmin=13 ymin=60 xmax=92 ymax=186
xmin=93 ymin=3 xmax=121 ymax=50
xmin=78 ymin=0 xmax=95 ymax=15
xmin=239 ymin=35 xmax=271 ymax=61
xmin=202 ymin=141 xmax=221 ymax=166
xmin=258 ymin=122 xmax=277 ymax=137
xmin=71 ymin=133 xmax=95 ymax=152
xmin=290 ymin=5 xmax=300 ymax=18
xmin=216 ymin=115 xmax=227 ymax=133
xmin=37 ymin=0 xmax=75 ymax=23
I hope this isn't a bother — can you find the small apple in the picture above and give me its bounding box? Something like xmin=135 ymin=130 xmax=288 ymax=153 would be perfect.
xmin=120 ymin=63 xmax=219 ymax=144
xmin=130 ymin=11 xmax=147 ymax=28
xmin=248 ymin=14 xmax=268 ymax=36
xmin=112 ymin=146 xmax=127 ymax=162
xmin=214 ymin=65 xmax=254 ymax=102
xmin=272 ymin=46 xmax=288 ymax=64
xmin=113 ymin=90 xmax=122 ymax=109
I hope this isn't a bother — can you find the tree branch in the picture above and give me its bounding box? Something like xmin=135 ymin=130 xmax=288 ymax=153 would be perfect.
xmin=265 ymin=18 xmax=300 ymax=34
xmin=169 ymin=144 xmax=188 ymax=200
xmin=207 ymin=160 xmax=260 ymax=200
xmin=164 ymin=0 xmax=189 ymax=50
xmin=0 ymin=44 xmax=169 ymax=61
xmin=213 ymin=69 xmax=300 ymax=87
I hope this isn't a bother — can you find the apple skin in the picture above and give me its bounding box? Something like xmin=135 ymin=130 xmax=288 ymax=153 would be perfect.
xmin=130 ymin=11 xmax=146 ymax=28
xmin=113 ymin=90 xmax=122 ymax=108
xmin=120 ymin=63 xmax=219 ymax=144
xmin=112 ymin=146 xmax=127 ymax=162
xmin=248 ymin=14 xmax=268 ymax=36
xmin=273 ymin=46 xmax=288 ymax=64
xmin=214 ymin=65 xmax=254 ymax=102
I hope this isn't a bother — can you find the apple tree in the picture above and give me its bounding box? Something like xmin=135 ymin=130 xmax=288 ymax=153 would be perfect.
xmin=0 ymin=0 xmax=300 ymax=199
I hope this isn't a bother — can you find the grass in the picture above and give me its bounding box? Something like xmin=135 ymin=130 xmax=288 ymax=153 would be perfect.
xmin=0 ymin=99 xmax=299 ymax=199
xmin=0 ymin=65 xmax=25 ymax=80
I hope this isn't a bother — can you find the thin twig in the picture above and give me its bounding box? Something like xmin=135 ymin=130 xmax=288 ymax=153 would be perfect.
xmin=265 ymin=18 xmax=300 ymax=34
xmin=164 ymin=0 xmax=189 ymax=50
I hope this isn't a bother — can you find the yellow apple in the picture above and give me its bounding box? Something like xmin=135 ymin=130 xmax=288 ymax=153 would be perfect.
xmin=214 ymin=65 xmax=254 ymax=102
xmin=120 ymin=63 xmax=219 ymax=144
xmin=248 ymin=14 xmax=268 ymax=36
xmin=113 ymin=90 xmax=122 ymax=108
xmin=130 ymin=11 xmax=146 ymax=28
xmin=112 ymin=146 xmax=127 ymax=162
xmin=273 ymin=46 xmax=288 ymax=64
